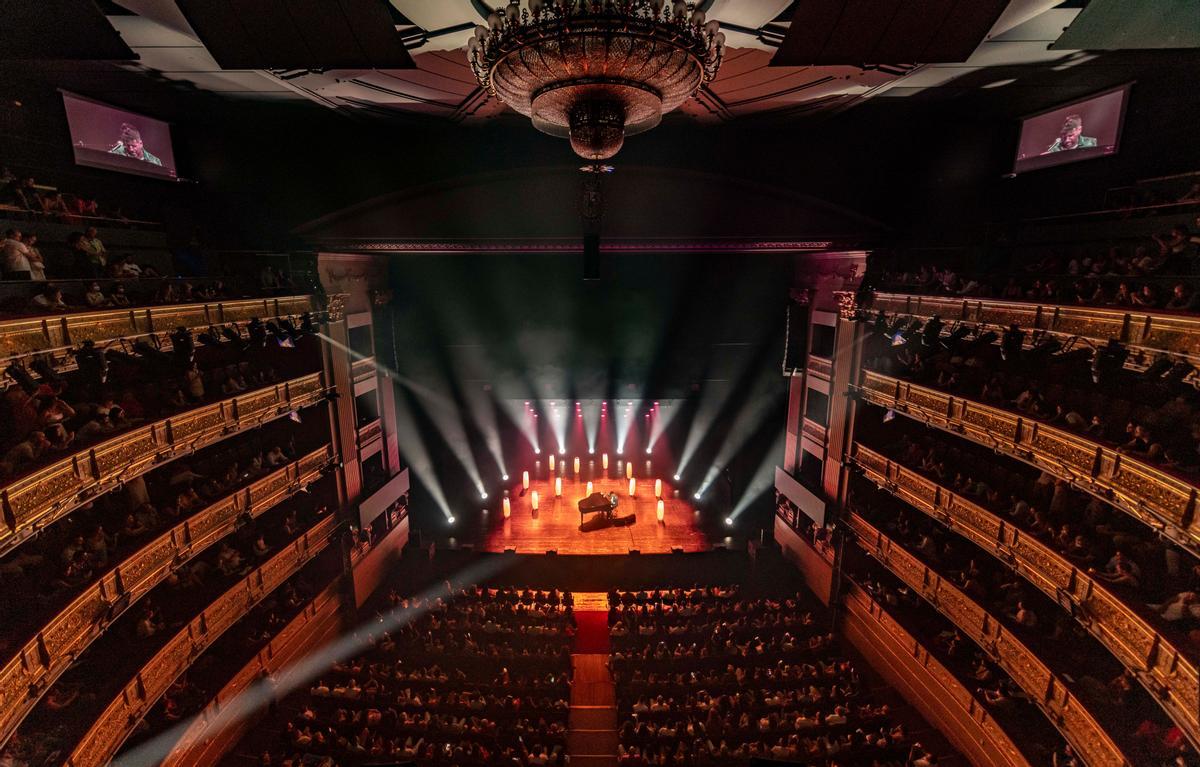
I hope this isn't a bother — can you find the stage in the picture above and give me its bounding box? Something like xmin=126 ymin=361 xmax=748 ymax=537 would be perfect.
xmin=480 ymin=477 xmax=710 ymax=555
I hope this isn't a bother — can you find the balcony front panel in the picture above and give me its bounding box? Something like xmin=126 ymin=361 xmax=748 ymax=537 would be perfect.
xmin=0 ymin=372 xmax=328 ymax=557
xmin=871 ymin=293 xmax=1200 ymax=362
xmin=858 ymin=371 xmax=1200 ymax=554
xmin=160 ymin=584 xmax=343 ymax=767
xmin=842 ymin=584 xmax=1030 ymax=767
xmin=851 ymin=443 xmax=1200 ymax=745
xmin=0 ymin=295 xmax=314 ymax=365
xmin=0 ymin=447 xmax=333 ymax=749
xmin=66 ymin=514 xmax=339 ymax=767
xmin=849 ymin=513 xmax=1129 ymax=767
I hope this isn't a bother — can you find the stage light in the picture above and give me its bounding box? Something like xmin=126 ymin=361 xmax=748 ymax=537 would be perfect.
xmin=535 ymin=448 xmax=541 ymax=455
xmin=555 ymin=477 xmax=562 ymax=497
xmin=574 ymin=457 xmax=580 ymax=474
xmin=589 ymin=447 xmax=594 ymax=454
xmin=502 ymin=498 xmax=511 ymax=519
xmin=645 ymin=446 xmax=652 ymax=454
xmin=724 ymin=517 xmax=733 ymax=526
xmin=522 ymin=471 xmax=530 ymax=490
xmin=480 ymin=491 xmax=488 ymax=500
xmin=502 ymin=474 xmax=509 ymax=481
xmin=448 ymin=516 xmax=456 ymax=525
xmin=549 ymin=454 xmax=556 ymax=472
xmin=657 ymin=499 xmax=665 ymax=523
xmin=693 ymin=492 xmax=702 ymax=500
xmin=531 ymin=491 xmax=539 ymax=511
xmin=628 ymin=478 xmax=636 ymax=496
xmin=626 ymin=463 xmax=633 ymax=480
xmin=586 ymin=480 xmax=593 ymax=495
xmin=654 ymin=479 xmax=662 ymax=498
xmin=602 ymin=453 xmax=608 ymax=470
xmin=559 ymin=448 xmax=565 ymax=456
xmin=673 ymin=474 xmax=681 ymax=481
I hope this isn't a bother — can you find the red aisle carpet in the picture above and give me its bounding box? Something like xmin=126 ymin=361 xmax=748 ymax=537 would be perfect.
xmin=574 ymin=611 xmax=611 ymax=654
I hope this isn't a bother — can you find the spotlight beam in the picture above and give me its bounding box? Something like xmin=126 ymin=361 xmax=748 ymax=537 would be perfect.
xmin=316 ymin=334 xmax=454 ymax=519
xmin=111 ymin=557 xmax=512 ymax=767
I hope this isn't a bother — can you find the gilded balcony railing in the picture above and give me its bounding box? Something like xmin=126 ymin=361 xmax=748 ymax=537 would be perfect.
xmin=65 ymin=514 xmax=340 ymax=767
xmin=842 ymin=583 xmax=1030 ymax=767
xmin=856 ymin=371 xmax=1200 ymax=555
xmin=850 ymin=442 xmax=1200 ymax=747
xmin=808 ymin=356 xmax=833 ymax=379
xmin=159 ymin=583 xmax=342 ymax=767
xmin=801 ymin=418 xmax=827 ymax=444
xmin=871 ymin=292 xmax=1200 ymax=364
xmin=357 ymin=419 xmax=383 ymax=449
xmin=0 ymin=295 xmax=314 ymax=368
xmin=0 ymin=446 xmax=333 ymax=751
xmin=351 ymin=356 xmax=377 ymax=383
xmin=0 ymin=372 xmax=328 ymax=557
xmin=848 ymin=512 xmax=1130 ymax=767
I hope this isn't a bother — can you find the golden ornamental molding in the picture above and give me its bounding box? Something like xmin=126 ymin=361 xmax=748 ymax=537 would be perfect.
xmin=323 ymin=292 xmax=350 ymax=323
xmin=0 ymin=447 xmax=333 ymax=752
xmin=66 ymin=515 xmax=340 ymax=767
xmin=857 ymin=371 xmax=1200 ymax=557
xmin=851 ymin=442 xmax=1200 ymax=748
xmin=0 ymin=372 xmax=329 ymax=559
xmin=842 ymin=584 xmax=1031 ymax=767
xmin=849 ymin=513 xmax=1131 ymax=767
xmin=872 ymin=292 xmax=1200 ymax=366
xmin=0 ymin=295 xmax=314 ymax=370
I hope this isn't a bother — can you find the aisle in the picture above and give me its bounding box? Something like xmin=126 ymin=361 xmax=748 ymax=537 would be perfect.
xmin=568 ymin=654 xmax=618 ymax=767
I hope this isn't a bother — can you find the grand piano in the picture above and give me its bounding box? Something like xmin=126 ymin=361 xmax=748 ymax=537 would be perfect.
xmin=577 ymin=491 xmax=636 ymax=532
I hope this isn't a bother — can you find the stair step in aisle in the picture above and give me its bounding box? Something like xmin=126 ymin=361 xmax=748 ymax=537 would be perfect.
xmin=569 ymin=597 xmax=618 ymax=767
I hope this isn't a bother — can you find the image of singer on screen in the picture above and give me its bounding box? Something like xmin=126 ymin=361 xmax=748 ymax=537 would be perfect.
xmin=108 ymin=123 xmax=162 ymax=166
xmin=1043 ymin=114 xmax=1097 ymax=154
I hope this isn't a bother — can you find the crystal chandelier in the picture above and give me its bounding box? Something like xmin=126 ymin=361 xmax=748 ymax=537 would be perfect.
xmin=469 ymin=1 xmax=726 ymax=161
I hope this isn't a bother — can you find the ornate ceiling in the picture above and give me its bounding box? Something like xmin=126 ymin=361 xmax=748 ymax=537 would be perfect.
xmin=103 ymin=0 xmax=1084 ymax=123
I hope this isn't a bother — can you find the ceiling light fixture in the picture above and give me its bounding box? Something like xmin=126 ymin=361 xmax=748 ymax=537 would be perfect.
xmin=469 ymin=1 xmax=725 ymax=161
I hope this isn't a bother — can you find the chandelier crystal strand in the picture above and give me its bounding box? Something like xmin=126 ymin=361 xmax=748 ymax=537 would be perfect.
xmin=469 ymin=0 xmax=724 ymax=160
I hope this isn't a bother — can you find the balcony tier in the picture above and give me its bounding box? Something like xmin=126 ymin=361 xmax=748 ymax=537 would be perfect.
xmin=857 ymin=371 xmax=1200 ymax=556
xmin=0 ymin=372 xmax=328 ymax=558
xmin=0 ymin=446 xmax=333 ymax=750
xmin=65 ymin=514 xmax=340 ymax=767
xmin=849 ymin=512 xmax=1131 ymax=767
xmin=851 ymin=442 xmax=1200 ymax=748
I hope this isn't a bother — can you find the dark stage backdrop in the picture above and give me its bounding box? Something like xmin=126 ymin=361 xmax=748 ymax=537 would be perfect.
xmin=385 ymin=250 xmax=794 ymax=399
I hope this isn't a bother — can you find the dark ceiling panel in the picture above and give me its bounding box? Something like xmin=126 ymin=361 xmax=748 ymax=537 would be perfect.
xmin=175 ymin=0 xmax=261 ymax=70
xmin=229 ymin=0 xmax=315 ymax=66
xmin=174 ymin=0 xmax=414 ymax=70
xmin=867 ymin=0 xmax=956 ymax=63
xmin=2 ymin=0 xmax=135 ymax=60
xmin=815 ymin=0 xmax=904 ymax=65
xmin=337 ymin=0 xmax=416 ymax=69
xmin=769 ymin=0 xmax=846 ymax=67
xmin=771 ymin=0 xmax=1004 ymax=66
xmin=919 ymin=0 xmax=1008 ymax=61
xmin=290 ymin=0 xmax=377 ymax=67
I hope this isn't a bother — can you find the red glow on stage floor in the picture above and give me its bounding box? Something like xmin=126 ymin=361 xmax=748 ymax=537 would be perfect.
xmin=481 ymin=477 xmax=708 ymax=555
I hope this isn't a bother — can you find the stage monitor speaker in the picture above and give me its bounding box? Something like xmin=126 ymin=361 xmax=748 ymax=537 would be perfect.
xmin=504 ymin=548 xmax=517 ymax=554
xmin=546 ymin=549 xmax=558 ymax=555
xmin=628 ymin=549 xmax=641 ymax=555
xmin=583 ymin=234 xmax=601 ymax=280
xmin=671 ymin=546 xmax=684 ymax=554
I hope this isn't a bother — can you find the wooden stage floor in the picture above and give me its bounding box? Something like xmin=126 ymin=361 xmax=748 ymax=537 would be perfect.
xmin=480 ymin=477 xmax=709 ymax=555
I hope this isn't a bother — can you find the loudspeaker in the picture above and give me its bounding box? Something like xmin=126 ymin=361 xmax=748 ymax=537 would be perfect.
xmin=583 ymin=234 xmax=601 ymax=280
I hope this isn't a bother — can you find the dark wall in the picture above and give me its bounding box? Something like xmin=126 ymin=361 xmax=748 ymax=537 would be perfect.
xmin=5 ymin=49 xmax=1198 ymax=252
xmin=385 ymin=250 xmax=793 ymax=399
